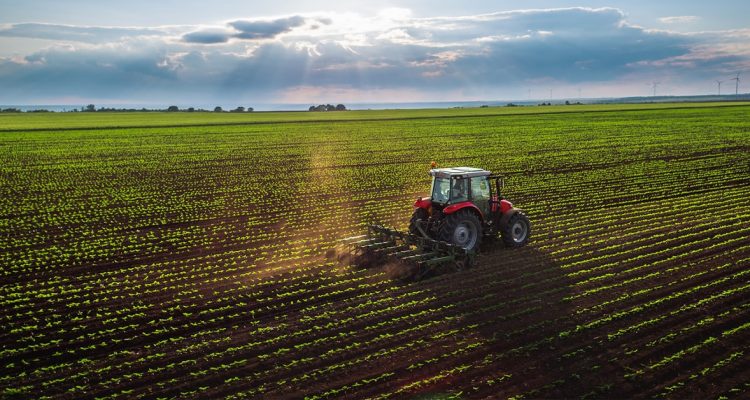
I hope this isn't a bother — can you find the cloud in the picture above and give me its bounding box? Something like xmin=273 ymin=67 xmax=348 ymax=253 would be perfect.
xmin=181 ymin=15 xmax=325 ymax=44
xmin=0 ymin=23 xmax=166 ymax=43
xmin=229 ymin=16 xmax=306 ymax=39
xmin=659 ymin=16 xmax=700 ymax=24
xmin=0 ymin=7 xmax=748 ymax=104
xmin=181 ymin=29 xmax=232 ymax=44
xmin=0 ymin=43 xmax=178 ymax=102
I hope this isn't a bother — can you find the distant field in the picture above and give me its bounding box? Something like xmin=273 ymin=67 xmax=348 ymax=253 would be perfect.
xmin=2 ymin=101 xmax=749 ymax=130
xmin=1 ymin=103 xmax=749 ymax=399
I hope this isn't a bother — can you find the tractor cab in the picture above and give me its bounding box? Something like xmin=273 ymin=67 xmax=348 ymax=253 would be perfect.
xmin=429 ymin=166 xmax=493 ymax=207
xmin=429 ymin=167 xmax=488 ymax=205
xmin=425 ymin=167 xmax=511 ymax=219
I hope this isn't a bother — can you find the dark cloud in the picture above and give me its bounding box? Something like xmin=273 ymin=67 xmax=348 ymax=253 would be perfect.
xmin=229 ymin=16 xmax=305 ymax=39
xmin=446 ymin=25 xmax=691 ymax=83
xmin=182 ymin=16 xmax=309 ymax=43
xmin=181 ymin=30 xmax=231 ymax=44
xmin=0 ymin=23 xmax=165 ymax=43
xmin=0 ymin=44 xmax=178 ymax=101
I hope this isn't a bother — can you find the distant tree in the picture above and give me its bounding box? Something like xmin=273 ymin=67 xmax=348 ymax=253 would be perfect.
xmin=167 ymin=105 xmax=179 ymax=112
xmin=187 ymin=107 xmax=195 ymax=112
xmin=309 ymin=104 xmax=346 ymax=111
xmin=214 ymin=106 xmax=223 ymax=112
xmin=480 ymin=105 xmax=489 ymax=108
xmin=565 ymin=100 xmax=570 ymax=105
xmin=85 ymin=104 xmax=96 ymax=112
xmin=231 ymin=106 xmax=245 ymax=113
xmin=247 ymin=107 xmax=254 ymax=112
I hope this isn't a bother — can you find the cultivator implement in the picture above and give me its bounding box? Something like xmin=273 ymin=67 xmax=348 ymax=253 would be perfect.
xmin=340 ymin=225 xmax=476 ymax=280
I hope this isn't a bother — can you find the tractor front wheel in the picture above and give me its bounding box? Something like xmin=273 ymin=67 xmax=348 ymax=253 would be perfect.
xmin=438 ymin=209 xmax=482 ymax=252
xmin=501 ymin=210 xmax=531 ymax=247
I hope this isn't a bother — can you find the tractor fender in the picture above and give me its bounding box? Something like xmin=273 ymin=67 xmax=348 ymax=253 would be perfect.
xmin=414 ymin=197 xmax=432 ymax=209
xmin=499 ymin=207 xmax=523 ymax=228
xmin=443 ymin=201 xmax=484 ymax=221
xmin=491 ymin=197 xmax=513 ymax=213
xmin=500 ymin=199 xmax=513 ymax=213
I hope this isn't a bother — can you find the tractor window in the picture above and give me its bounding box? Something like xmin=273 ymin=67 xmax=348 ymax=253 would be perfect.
xmin=431 ymin=177 xmax=451 ymax=203
xmin=471 ymin=176 xmax=491 ymax=217
xmin=471 ymin=177 xmax=490 ymax=202
xmin=450 ymin=177 xmax=468 ymax=203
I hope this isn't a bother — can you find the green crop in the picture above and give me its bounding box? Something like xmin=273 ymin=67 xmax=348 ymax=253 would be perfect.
xmin=1 ymin=103 xmax=749 ymax=399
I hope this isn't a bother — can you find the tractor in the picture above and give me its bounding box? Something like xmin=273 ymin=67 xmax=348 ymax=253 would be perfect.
xmin=341 ymin=167 xmax=531 ymax=279
xmin=409 ymin=167 xmax=531 ymax=252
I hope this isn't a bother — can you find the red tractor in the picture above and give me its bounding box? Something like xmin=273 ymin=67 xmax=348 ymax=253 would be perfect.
xmin=342 ymin=167 xmax=531 ymax=279
xmin=408 ymin=167 xmax=531 ymax=252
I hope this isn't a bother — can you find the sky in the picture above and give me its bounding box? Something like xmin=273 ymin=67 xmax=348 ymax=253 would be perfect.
xmin=0 ymin=0 xmax=748 ymax=105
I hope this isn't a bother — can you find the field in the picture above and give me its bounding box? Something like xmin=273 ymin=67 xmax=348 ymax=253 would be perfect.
xmin=1 ymin=103 xmax=749 ymax=399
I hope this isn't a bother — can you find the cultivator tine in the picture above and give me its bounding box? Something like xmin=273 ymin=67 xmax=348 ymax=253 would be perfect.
xmin=362 ymin=241 xmax=396 ymax=249
xmin=418 ymin=255 xmax=456 ymax=266
xmin=389 ymin=248 xmax=421 ymax=257
xmin=349 ymin=238 xmax=379 ymax=246
xmin=400 ymin=252 xmax=438 ymax=261
xmin=342 ymin=234 xmax=368 ymax=241
xmin=338 ymin=224 xmax=477 ymax=280
xmin=374 ymin=245 xmax=410 ymax=254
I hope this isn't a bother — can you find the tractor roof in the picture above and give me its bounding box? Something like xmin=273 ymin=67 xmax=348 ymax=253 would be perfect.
xmin=429 ymin=167 xmax=491 ymax=179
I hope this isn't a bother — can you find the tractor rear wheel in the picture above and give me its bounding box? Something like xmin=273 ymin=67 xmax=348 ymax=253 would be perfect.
xmin=501 ymin=210 xmax=531 ymax=247
xmin=438 ymin=209 xmax=482 ymax=252
xmin=409 ymin=208 xmax=428 ymax=236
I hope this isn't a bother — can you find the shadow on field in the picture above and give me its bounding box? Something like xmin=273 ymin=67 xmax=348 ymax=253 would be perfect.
xmin=321 ymin=234 xmax=577 ymax=397
xmin=327 ymin=237 xmax=572 ymax=340
xmin=464 ymin=241 xmax=572 ymax=340
xmin=409 ymin=242 xmax=574 ymax=397
xmin=328 ymin=236 xmax=567 ymax=288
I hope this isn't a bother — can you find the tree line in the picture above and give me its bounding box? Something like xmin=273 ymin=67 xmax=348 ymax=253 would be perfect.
xmin=0 ymin=105 xmax=257 ymax=113
xmin=2 ymin=104 xmax=351 ymax=113
xmin=308 ymin=104 xmax=347 ymax=111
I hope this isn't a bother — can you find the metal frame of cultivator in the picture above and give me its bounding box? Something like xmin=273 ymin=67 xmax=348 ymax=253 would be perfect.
xmin=342 ymin=225 xmax=476 ymax=280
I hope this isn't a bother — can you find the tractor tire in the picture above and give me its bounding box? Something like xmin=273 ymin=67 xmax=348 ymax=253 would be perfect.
xmin=438 ymin=209 xmax=482 ymax=252
xmin=501 ymin=210 xmax=531 ymax=248
xmin=409 ymin=208 xmax=428 ymax=236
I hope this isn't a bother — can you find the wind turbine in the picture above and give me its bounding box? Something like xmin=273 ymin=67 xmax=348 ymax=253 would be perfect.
xmin=649 ymin=81 xmax=660 ymax=96
xmin=716 ymin=80 xmax=724 ymax=95
xmin=729 ymin=72 xmax=740 ymax=95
